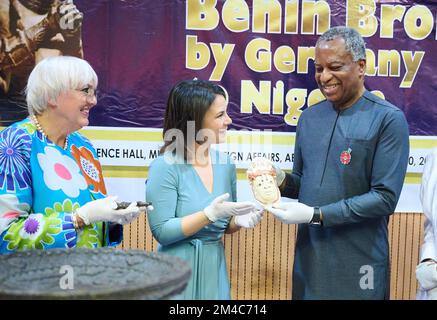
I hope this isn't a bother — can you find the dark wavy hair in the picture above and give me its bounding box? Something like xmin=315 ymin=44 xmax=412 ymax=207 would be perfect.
xmin=160 ymin=79 xmax=226 ymax=160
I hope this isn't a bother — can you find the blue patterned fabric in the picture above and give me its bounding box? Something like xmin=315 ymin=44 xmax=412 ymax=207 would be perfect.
xmin=0 ymin=118 xmax=122 ymax=253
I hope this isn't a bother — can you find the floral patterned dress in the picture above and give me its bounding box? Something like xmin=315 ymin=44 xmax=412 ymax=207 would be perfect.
xmin=0 ymin=118 xmax=122 ymax=253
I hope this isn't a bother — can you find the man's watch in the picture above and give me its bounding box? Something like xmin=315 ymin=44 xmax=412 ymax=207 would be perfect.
xmin=310 ymin=207 xmax=322 ymax=225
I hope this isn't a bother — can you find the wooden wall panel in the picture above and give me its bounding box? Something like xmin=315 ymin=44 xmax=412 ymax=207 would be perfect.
xmin=120 ymin=212 xmax=424 ymax=300
xmin=388 ymin=213 xmax=424 ymax=300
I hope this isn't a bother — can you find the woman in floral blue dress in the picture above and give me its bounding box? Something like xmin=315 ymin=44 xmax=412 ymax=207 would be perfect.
xmin=0 ymin=56 xmax=144 ymax=253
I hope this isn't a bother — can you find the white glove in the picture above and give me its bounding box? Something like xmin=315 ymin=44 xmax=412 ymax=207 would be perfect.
xmin=416 ymin=260 xmax=437 ymax=291
xmin=204 ymin=193 xmax=256 ymax=222
xmin=427 ymin=287 xmax=437 ymax=300
xmin=76 ymin=196 xmax=141 ymax=225
xmin=266 ymin=201 xmax=313 ymax=224
xmin=272 ymin=164 xmax=286 ymax=186
xmin=234 ymin=209 xmax=264 ymax=228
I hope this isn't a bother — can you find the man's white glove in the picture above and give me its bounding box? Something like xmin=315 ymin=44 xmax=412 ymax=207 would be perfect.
xmin=204 ymin=193 xmax=256 ymax=222
xmin=272 ymin=164 xmax=286 ymax=187
xmin=234 ymin=209 xmax=264 ymax=228
xmin=76 ymin=196 xmax=141 ymax=225
xmin=427 ymin=287 xmax=437 ymax=300
xmin=416 ymin=260 xmax=437 ymax=291
xmin=266 ymin=202 xmax=313 ymax=224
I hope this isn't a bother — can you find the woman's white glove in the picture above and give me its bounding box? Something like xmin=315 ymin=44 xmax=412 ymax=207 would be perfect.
xmin=76 ymin=196 xmax=141 ymax=225
xmin=234 ymin=209 xmax=264 ymax=228
xmin=416 ymin=260 xmax=437 ymax=291
xmin=204 ymin=193 xmax=256 ymax=222
xmin=266 ymin=202 xmax=314 ymax=224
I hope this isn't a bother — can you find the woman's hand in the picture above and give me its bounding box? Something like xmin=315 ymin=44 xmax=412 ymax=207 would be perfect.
xmin=203 ymin=193 xmax=256 ymax=222
xmin=75 ymin=196 xmax=141 ymax=225
xmin=234 ymin=209 xmax=264 ymax=228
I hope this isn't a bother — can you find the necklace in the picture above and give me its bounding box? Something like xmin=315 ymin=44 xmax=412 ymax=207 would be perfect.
xmin=30 ymin=114 xmax=69 ymax=150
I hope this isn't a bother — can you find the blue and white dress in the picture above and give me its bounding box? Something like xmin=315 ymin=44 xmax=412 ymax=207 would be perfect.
xmin=0 ymin=118 xmax=122 ymax=253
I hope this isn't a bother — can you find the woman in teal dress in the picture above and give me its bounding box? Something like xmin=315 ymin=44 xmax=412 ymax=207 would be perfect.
xmin=0 ymin=56 xmax=145 ymax=253
xmin=146 ymin=80 xmax=263 ymax=299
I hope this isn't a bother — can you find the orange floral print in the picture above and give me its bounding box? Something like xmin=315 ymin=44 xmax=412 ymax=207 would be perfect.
xmin=71 ymin=145 xmax=107 ymax=195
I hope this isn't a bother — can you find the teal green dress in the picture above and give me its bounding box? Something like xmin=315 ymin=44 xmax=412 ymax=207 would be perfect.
xmin=146 ymin=150 xmax=236 ymax=299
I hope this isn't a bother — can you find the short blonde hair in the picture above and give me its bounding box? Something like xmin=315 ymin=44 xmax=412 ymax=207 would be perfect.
xmin=26 ymin=56 xmax=98 ymax=115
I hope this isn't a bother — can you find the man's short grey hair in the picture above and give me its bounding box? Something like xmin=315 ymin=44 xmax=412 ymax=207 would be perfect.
xmin=316 ymin=26 xmax=366 ymax=62
xmin=26 ymin=56 xmax=98 ymax=115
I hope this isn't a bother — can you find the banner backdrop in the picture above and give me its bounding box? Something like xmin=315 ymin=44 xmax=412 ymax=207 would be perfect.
xmin=2 ymin=0 xmax=437 ymax=211
xmin=75 ymin=0 xmax=437 ymax=132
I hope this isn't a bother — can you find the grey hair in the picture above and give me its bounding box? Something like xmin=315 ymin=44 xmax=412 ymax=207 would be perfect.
xmin=26 ymin=56 xmax=98 ymax=115
xmin=316 ymin=26 xmax=366 ymax=62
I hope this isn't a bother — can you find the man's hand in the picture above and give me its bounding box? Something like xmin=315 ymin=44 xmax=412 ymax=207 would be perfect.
xmin=266 ymin=202 xmax=314 ymax=224
xmin=416 ymin=260 xmax=437 ymax=291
